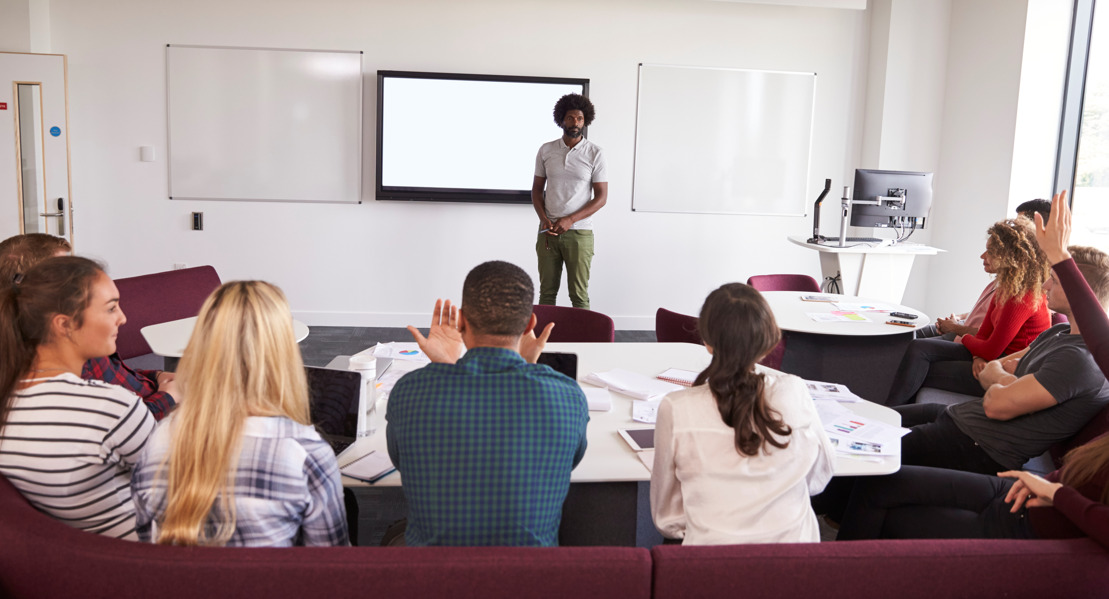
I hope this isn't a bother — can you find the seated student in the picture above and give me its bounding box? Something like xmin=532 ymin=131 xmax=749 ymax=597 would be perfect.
xmin=917 ymin=199 xmax=1051 ymax=340
xmin=386 ymin=261 xmax=589 ymax=547
xmin=0 ymin=257 xmax=156 ymax=539
xmin=886 ymin=216 xmax=1051 ymax=405
xmin=0 ymin=233 xmax=177 ymax=420
xmin=650 ymin=283 xmax=834 ymax=544
xmin=838 ymin=226 xmax=1109 ymax=545
xmin=815 ymin=244 xmax=1109 ymax=524
xmin=131 ymin=281 xmax=347 ymax=547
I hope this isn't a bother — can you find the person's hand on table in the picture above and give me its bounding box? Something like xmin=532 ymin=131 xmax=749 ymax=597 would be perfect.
xmin=999 ymin=470 xmax=1063 ymax=512
xmin=407 ymin=299 xmax=464 ymax=364
xmin=519 ymin=322 xmax=555 ymax=364
xmin=1034 ymin=190 xmax=1073 ymax=266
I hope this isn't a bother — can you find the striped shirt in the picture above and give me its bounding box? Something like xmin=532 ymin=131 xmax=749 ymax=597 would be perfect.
xmin=0 ymin=373 xmax=156 ymax=540
xmin=386 ymin=347 xmax=590 ymax=547
xmin=132 ymin=415 xmax=349 ymax=547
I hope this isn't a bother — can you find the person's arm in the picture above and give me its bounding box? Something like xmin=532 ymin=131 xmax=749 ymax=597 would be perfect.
xmin=298 ymin=447 xmax=350 ymax=546
xmin=981 ymin=370 xmax=1057 ymax=421
xmin=1000 ymin=469 xmax=1109 ymax=548
xmin=548 ymin=182 xmax=608 ymax=235
xmin=1035 ymin=190 xmax=1109 ymax=378
xmin=103 ymin=389 xmax=157 ymax=467
xmin=650 ymin=399 xmax=686 ymax=540
xmin=518 ymin=315 xmax=555 ymax=364
xmin=960 ymin=296 xmax=1040 ymax=360
xmin=531 ymin=176 xmax=552 ymax=232
xmin=83 ymin=356 xmax=176 ymax=420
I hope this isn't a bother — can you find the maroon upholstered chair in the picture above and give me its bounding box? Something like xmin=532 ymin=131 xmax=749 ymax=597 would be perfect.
xmin=532 ymin=305 xmax=615 ymax=342
xmin=746 ymin=273 xmax=821 ymax=293
xmin=655 ymin=308 xmax=702 ymax=345
xmin=113 ymin=265 xmax=222 ymax=359
xmin=0 ymin=474 xmax=652 ymax=599
xmin=744 ymin=274 xmax=818 ymax=369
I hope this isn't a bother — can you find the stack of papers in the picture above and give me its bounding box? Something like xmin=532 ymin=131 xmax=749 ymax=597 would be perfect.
xmin=813 ymin=400 xmax=909 ymax=457
xmin=805 ymin=380 xmax=862 ymax=403
xmin=581 ymin=387 xmax=613 ymax=412
xmin=584 ymin=369 xmax=683 ymax=400
xmin=807 ymin=311 xmax=870 ymax=323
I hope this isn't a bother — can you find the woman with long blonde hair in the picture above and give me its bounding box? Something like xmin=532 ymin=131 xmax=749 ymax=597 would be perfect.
xmin=885 ymin=216 xmax=1052 ymax=405
xmin=131 ymin=281 xmax=348 ymax=546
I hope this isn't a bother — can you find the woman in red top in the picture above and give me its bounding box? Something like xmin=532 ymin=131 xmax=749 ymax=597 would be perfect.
xmin=885 ymin=217 xmax=1051 ymax=406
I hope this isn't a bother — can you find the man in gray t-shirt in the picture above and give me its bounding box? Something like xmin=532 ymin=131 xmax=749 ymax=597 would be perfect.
xmin=895 ymin=250 xmax=1109 ymax=473
xmin=531 ymin=93 xmax=608 ymax=309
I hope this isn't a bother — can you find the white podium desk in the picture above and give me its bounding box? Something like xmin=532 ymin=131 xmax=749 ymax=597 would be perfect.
xmin=337 ymin=341 xmax=901 ymax=486
xmin=788 ymin=235 xmax=943 ymax=304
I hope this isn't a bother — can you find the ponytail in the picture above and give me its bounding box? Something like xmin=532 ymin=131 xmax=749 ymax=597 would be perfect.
xmin=696 ymin=283 xmax=791 ymax=456
xmin=0 ymin=285 xmax=35 ymax=428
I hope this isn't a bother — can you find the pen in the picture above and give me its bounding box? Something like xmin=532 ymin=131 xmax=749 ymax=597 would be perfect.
xmin=886 ymin=320 xmax=915 ymax=328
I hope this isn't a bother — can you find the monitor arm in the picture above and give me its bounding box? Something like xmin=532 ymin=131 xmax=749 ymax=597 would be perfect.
xmin=806 ymin=178 xmax=833 ymax=244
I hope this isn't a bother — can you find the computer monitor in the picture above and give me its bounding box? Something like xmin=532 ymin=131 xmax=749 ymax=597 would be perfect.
xmin=850 ymin=169 xmax=933 ymax=230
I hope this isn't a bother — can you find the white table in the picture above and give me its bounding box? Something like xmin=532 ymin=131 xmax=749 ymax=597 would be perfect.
xmin=788 ymin=235 xmax=943 ymax=304
xmin=762 ymin=291 xmax=928 ymax=403
xmin=141 ymin=316 xmax=310 ymax=369
xmin=337 ymin=342 xmax=901 ymax=485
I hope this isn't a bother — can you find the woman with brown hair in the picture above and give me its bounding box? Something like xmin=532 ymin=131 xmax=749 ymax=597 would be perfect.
xmin=130 ymin=280 xmax=347 ymax=547
xmin=0 ymin=256 xmax=155 ymax=539
xmin=650 ymin=283 xmax=835 ymax=544
xmin=885 ymin=216 xmax=1052 ymax=405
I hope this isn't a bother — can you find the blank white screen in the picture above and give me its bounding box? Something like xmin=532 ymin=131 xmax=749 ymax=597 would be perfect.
xmin=380 ymin=77 xmax=585 ymax=191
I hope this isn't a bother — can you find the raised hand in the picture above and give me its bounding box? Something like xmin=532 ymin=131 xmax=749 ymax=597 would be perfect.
xmin=406 ymin=299 xmax=464 ymax=364
xmin=1034 ymin=190 xmax=1072 ymax=265
xmin=519 ymin=321 xmax=555 ymax=364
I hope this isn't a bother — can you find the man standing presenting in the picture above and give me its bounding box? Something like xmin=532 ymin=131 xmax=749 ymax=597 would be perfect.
xmin=387 ymin=261 xmax=590 ymax=546
xmin=532 ymin=93 xmax=608 ymax=309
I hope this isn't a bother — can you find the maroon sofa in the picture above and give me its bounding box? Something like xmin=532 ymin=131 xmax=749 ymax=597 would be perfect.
xmin=0 ymin=476 xmax=651 ymax=599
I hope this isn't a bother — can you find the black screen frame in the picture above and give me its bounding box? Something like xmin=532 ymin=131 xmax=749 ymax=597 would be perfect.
xmin=375 ymin=70 xmax=590 ymax=204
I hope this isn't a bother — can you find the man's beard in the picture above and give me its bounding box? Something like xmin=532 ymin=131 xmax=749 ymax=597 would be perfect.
xmin=563 ymin=126 xmax=582 ymax=138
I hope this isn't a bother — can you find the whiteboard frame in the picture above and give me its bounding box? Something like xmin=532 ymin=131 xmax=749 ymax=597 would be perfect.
xmin=631 ymin=63 xmax=817 ymax=217
xmin=166 ymin=44 xmax=363 ymax=204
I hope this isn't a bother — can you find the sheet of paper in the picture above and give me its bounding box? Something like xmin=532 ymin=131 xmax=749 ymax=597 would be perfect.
xmin=584 ymin=369 xmax=683 ymax=400
xmin=822 ymin=412 xmax=910 ymax=447
xmin=371 ymin=342 xmax=432 ymax=363
xmin=582 ymin=387 xmax=613 ymax=412
xmin=632 ymin=399 xmax=661 ymax=424
xmin=805 ymin=380 xmax=862 ymax=402
xmin=807 ymin=311 xmax=870 ymax=323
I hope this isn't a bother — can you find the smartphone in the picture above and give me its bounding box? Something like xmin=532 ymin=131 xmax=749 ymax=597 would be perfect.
xmin=889 ymin=311 xmax=918 ymax=319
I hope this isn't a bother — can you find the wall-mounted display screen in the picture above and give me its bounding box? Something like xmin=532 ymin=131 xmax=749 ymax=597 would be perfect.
xmin=376 ymin=70 xmax=588 ymax=203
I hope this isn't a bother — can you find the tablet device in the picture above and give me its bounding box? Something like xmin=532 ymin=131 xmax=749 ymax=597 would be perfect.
xmin=618 ymin=428 xmax=655 ymax=452
xmin=537 ymin=352 xmax=578 ymax=380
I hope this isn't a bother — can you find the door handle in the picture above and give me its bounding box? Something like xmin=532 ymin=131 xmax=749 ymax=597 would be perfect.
xmin=40 ymin=198 xmax=66 ymax=236
xmin=39 ymin=211 xmax=64 ymax=217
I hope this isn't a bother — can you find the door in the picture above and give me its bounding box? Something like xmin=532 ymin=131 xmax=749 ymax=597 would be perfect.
xmin=0 ymin=52 xmax=73 ymax=246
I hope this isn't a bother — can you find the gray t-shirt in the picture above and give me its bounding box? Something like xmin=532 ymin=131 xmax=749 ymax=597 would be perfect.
xmin=950 ymin=323 xmax=1109 ymax=469
xmin=534 ymin=137 xmax=607 ymax=230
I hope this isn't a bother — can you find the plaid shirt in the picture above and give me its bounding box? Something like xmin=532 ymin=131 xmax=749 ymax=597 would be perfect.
xmin=386 ymin=347 xmax=589 ymax=547
xmin=82 ymin=354 xmax=175 ymax=421
xmin=132 ymin=415 xmax=349 ymax=547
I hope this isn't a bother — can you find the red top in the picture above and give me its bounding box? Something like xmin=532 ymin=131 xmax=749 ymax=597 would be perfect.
xmin=960 ymin=290 xmax=1050 ymax=360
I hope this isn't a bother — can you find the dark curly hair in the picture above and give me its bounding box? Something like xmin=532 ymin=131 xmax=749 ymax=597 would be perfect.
xmin=553 ymin=93 xmax=595 ymax=127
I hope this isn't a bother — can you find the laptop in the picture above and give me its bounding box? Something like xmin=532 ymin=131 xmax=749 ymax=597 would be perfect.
xmin=305 ymin=366 xmax=363 ymax=455
xmin=537 ymin=351 xmax=578 ymax=380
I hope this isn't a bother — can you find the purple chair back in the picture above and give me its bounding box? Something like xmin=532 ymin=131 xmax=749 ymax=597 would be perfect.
xmin=114 ymin=265 xmax=222 ymax=359
xmin=655 ymin=308 xmax=702 ymax=345
xmin=532 ymin=305 xmax=615 ymax=342
xmin=746 ymin=273 xmax=821 ymax=293
xmin=1052 ymin=311 xmax=1069 ymax=325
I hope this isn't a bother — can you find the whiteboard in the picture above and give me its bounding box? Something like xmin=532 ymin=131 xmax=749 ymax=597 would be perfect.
xmin=167 ymin=45 xmax=362 ymax=203
xmin=632 ymin=64 xmax=816 ymax=215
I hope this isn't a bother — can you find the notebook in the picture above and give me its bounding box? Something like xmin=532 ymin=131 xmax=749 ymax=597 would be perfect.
xmin=305 ymin=366 xmax=364 ymax=455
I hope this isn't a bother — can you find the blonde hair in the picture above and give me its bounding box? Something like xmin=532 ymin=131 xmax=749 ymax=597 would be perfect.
xmin=986 ymin=216 xmax=1050 ymax=306
xmin=157 ymin=281 xmax=310 ymax=546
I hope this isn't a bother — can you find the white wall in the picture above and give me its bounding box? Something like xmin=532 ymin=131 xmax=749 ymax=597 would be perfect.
xmin=44 ymin=0 xmax=873 ymax=328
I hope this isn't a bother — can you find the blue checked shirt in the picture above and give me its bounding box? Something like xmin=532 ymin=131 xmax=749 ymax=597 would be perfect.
xmin=132 ymin=415 xmax=349 ymax=547
xmin=386 ymin=347 xmax=589 ymax=547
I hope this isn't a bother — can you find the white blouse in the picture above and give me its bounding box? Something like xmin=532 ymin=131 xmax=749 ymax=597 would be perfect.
xmin=650 ymin=365 xmax=834 ymax=545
